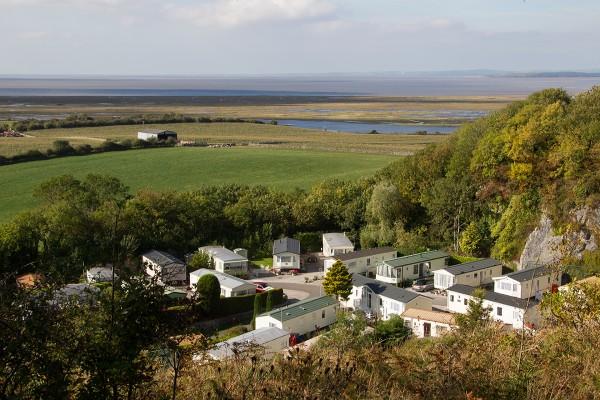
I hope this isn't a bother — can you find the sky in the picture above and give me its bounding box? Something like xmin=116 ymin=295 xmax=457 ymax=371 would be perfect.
xmin=1 ymin=0 xmax=599 ymax=75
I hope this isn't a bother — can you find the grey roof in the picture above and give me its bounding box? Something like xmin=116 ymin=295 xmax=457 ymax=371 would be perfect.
xmin=199 ymin=246 xmax=248 ymax=262
xmin=447 ymin=284 xmax=539 ymax=309
xmin=352 ymin=274 xmax=421 ymax=304
xmin=142 ymin=250 xmax=184 ymax=267
xmin=138 ymin=129 xmax=174 ymax=134
xmin=323 ymin=233 xmax=354 ymax=249
xmin=273 ymin=237 xmax=301 ymax=255
xmin=260 ymin=296 xmax=338 ymax=322
xmin=209 ymin=327 xmax=289 ymax=359
xmin=442 ymin=258 xmax=502 ymax=275
xmin=190 ymin=269 xmax=255 ymax=290
xmin=496 ymin=265 xmax=552 ymax=283
xmin=383 ymin=250 xmax=450 ymax=268
xmin=336 ymin=246 xmax=396 ymax=262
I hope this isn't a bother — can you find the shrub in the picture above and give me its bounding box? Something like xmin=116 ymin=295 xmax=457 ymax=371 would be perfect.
xmin=195 ymin=274 xmax=221 ymax=316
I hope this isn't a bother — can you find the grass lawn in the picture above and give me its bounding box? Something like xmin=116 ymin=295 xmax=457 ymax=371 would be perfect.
xmin=0 ymin=147 xmax=395 ymax=223
xmin=251 ymin=257 xmax=273 ymax=269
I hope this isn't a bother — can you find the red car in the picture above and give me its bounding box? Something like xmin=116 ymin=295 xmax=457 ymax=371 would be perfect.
xmin=252 ymin=281 xmax=269 ymax=293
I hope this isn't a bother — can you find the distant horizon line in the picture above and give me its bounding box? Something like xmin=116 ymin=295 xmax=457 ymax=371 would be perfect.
xmin=1 ymin=70 xmax=600 ymax=79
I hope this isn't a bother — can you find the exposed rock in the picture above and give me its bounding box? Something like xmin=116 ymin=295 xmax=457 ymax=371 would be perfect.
xmin=519 ymin=209 xmax=599 ymax=269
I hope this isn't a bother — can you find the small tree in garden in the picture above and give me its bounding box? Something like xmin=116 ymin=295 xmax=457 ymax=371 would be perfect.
xmin=195 ymin=274 xmax=220 ymax=316
xmin=323 ymin=260 xmax=353 ymax=301
xmin=455 ymin=288 xmax=492 ymax=331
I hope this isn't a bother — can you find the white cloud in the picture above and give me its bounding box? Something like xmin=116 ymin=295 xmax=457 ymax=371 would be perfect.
xmin=166 ymin=0 xmax=336 ymax=28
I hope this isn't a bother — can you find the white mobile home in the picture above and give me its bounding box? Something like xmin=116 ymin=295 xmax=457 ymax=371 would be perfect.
xmin=142 ymin=250 xmax=187 ymax=286
xmin=401 ymin=308 xmax=456 ymax=338
xmin=447 ymin=284 xmax=542 ymax=330
xmin=199 ymin=246 xmax=249 ymax=277
xmin=85 ymin=266 xmax=115 ymax=283
xmin=189 ymin=269 xmax=256 ymax=297
xmin=342 ymin=274 xmax=433 ymax=320
xmin=325 ymin=246 xmax=397 ymax=276
xmin=205 ymin=327 xmax=290 ymax=360
xmin=322 ymin=233 xmax=354 ymax=257
xmin=375 ymin=250 xmax=450 ymax=285
xmin=493 ymin=265 xmax=561 ymax=299
xmin=272 ymin=237 xmax=301 ymax=272
xmin=433 ymin=259 xmax=503 ymax=290
xmin=255 ymin=296 xmax=338 ymax=335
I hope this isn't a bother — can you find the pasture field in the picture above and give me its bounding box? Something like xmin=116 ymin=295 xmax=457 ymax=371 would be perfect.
xmin=0 ymin=96 xmax=513 ymax=124
xmin=0 ymin=147 xmax=396 ymax=222
xmin=0 ymin=122 xmax=446 ymax=157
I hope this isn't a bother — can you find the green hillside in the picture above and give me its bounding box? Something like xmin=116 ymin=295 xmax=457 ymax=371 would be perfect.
xmin=0 ymin=147 xmax=394 ymax=222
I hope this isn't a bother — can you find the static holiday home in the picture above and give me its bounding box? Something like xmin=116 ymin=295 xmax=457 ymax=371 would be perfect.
xmin=205 ymin=327 xmax=290 ymax=360
xmin=401 ymin=308 xmax=457 ymax=338
xmin=322 ymin=233 xmax=354 ymax=257
xmin=493 ymin=265 xmax=561 ymax=300
xmin=343 ymin=274 xmax=432 ymax=320
xmin=446 ymin=284 xmax=542 ymax=330
xmin=255 ymin=296 xmax=338 ymax=336
xmin=189 ymin=269 xmax=256 ymax=297
xmin=142 ymin=250 xmax=187 ymax=286
xmin=433 ymin=258 xmax=503 ymax=290
xmin=198 ymin=246 xmax=249 ymax=277
xmin=272 ymin=237 xmax=301 ymax=272
xmin=324 ymin=246 xmax=397 ymax=277
xmin=375 ymin=250 xmax=450 ymax=285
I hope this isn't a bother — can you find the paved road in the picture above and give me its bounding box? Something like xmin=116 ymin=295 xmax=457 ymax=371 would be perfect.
xmin=264 ymin=282 xmax=324 ymax=303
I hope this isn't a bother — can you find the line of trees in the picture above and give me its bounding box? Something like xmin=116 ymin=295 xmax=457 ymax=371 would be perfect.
xmin=0 ymin=137 xmax=181 ymax=166
xmin=1 ymin=113 xmax=267 ymax=133
xmin=0 ymin=174 xmax=375 ymax=282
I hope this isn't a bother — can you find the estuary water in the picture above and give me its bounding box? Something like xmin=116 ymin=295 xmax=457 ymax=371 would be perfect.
xmin=274 ymin=119 xmax=457 ymax=134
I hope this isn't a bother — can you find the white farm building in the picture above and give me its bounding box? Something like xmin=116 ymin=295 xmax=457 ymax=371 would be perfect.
xmin=137 ymin=129 xmax=177 ymax=141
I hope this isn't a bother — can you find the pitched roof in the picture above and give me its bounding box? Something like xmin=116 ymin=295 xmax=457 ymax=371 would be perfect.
xmin=382 ymin=250 xmax=450 ymax=268
xmin=336 ymin=246 xmax=396 ymax=261
xmin=495 ymin=265 xmax=552 ymax=283
xmin=208 ymin=327 xmax=289 ymax=359
xmin=352 ymin=274 xmax=421 ymax=304
xmin=442 ymin=258 xmax=502 ymax=275
xmin=190 ymin=269 xmax=255 ymax=290
xmin=199 ymin=246 xmax=247 ymax=262
xmin=447 ymin=284 xmax=539 ymax=309
xmin=138 ymin=129 xmax=174 ymax=134
xmin=401 ymin=308 xmax=456 ymax=325
xmin=273 ymin=237 xmax=301 ymax=255
xmin=323 ymin=233 xmax=354 ymax=249
xmin=260 ymin=296 xmax=338 ymax=322
xmin=142 ymin=250 xmax=184 ymax=267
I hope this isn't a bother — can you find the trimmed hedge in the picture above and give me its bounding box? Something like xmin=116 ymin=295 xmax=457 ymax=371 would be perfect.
xmin=218 ymin=288 xmax=284 ymax=317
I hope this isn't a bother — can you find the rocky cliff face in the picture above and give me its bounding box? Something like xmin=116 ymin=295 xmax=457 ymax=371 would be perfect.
xmin=519 ymin=208 xmax=599 ymax=269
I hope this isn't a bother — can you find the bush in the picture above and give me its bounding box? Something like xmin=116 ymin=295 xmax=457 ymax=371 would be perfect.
xmin=219 ymin=289 xmax=284 ymax=317
xmin=296 ymin=232 xmax=321 ymax=253
xmin=196 ymin=274 xmax=221 ymax=316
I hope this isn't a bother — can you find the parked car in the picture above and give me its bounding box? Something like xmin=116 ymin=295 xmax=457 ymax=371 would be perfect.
xmin=412 ymin=278 xmax=434 ymax=292
xmin=252 ymin=281 xmax=269 ymax=293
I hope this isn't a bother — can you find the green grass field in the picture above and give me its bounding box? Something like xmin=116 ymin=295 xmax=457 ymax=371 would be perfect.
xmin=0 ymin=147 xmax=395 ymax=223
xmin=0 ymin=122 xmax=446 ymax=157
